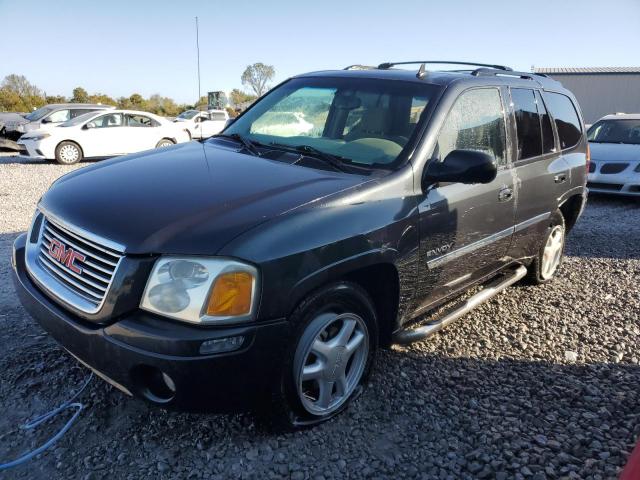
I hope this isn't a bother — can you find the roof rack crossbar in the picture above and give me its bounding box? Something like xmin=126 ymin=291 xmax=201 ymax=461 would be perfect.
xmin=377 ymin=61 xmax=513 ymax=71
xmin=471 ymin=68 xmax=543 ymax=82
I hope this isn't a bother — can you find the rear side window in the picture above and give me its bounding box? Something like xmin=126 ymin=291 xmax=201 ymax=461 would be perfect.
xmin=543 ymin=92 xmax=582 ymax=150
xmin=535 ymin=91 xmax=555 ymax=154
xmin=511 ymin=89 xmax=541 ymax=160
xmin=211 ymin=112 xmax=227 ymax=121
xmin=70 ymin=109 xmax=94 ymax=119
xmin=436 ymin=88 xmax=507 ymax=166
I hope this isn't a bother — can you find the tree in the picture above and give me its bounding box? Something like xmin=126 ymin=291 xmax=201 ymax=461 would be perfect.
xmin=129 ymin=93 xmax=144 ymax=107
xmin=241 ymin=63 xmax=275 ymax=97
xmin=194 ymin=96 xmax=208 ymax=109
xmin=87 ymin=93 xmax=117 ymax=106
xmin=45 ymin=95 xmax=67 ymax=104
xmin=229 ymin=88 xmax=257 ymax=107
xmin=0 ymin=74 xmax=45 ymax=112
xmin=71 ymin=87 xmax=89 ymax=103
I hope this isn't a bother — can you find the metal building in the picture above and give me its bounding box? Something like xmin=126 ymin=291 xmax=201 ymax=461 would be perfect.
xmin=533 ymin=67 xmax=640 ymax=124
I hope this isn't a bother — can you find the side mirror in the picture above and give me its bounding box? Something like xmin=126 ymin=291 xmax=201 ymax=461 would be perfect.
xmin=41 ymin=117 xmax=52 ymax=124
xmin=423 ymin=149 xmax=497 ymax=186
xmin=85 ymin=122 xmax=96 ymax=129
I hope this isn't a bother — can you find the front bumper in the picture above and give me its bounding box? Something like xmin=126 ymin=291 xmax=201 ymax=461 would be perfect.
xmin=17 ymin=139 xmax=47 ymax=160
xmin=587 ymin=169 xmax=640 ymax=197
xmin=11 ymin=234 xmax=289 ymax=412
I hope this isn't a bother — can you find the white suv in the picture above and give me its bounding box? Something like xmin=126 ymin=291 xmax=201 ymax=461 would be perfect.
xmin=174 ymin=109 xmax=229 ymax=140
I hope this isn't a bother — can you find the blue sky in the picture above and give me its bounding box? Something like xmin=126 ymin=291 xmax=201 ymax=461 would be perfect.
xmin=1 ymin=0 xmax=639 ymax=104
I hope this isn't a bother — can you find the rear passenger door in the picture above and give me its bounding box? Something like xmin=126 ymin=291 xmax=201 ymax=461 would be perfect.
xmin=123 ymin=114 xmax=160 ymax=152
xmin=415 ymin=87 xmax=516 ymax=311
xmin=507 ymin=88 xmax=569 ymax=259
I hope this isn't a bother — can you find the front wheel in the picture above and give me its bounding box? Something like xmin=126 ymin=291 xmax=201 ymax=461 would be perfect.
xmin=155 ymin=138 xmax=175 ymax=148
xmin=525 ymin=210 xmax=566 ymax=284
xmin=55 ymin=141 xmax=83 ymax=165
xmin=269 ymin=282 xmax=378 ymax=430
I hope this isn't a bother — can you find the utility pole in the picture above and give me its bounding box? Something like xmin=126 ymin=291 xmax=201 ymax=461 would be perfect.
xmin=195 ymin=16 xmax=201 ymax=104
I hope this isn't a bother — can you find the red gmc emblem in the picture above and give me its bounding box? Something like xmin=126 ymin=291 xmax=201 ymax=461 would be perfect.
xmin=48 ymin=238 xmax=86 ymax=274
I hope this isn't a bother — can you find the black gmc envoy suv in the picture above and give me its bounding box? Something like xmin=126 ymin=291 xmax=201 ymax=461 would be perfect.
xmin=12 ymin=61 xmax=588 ymax=428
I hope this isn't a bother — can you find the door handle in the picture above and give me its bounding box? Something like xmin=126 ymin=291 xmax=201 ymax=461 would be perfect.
xmin=498 ymin=187 xmax=513 ymax=202
xmin=554 ymin=173 xmax=568 ymax=184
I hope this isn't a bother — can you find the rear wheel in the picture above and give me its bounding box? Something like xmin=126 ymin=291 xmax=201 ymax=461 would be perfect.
xmin=269 ymin=282 xmax=377 ymax=430
xmin=55 ymin=141 xmax=83 ymax=165
xmin=525 ymin=210 xmax=566 ymax=284
xmin=156 ymin=138 xmax=174 ymax=148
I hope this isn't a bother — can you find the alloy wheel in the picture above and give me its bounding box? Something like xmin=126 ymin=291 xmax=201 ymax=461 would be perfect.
xmin=294 ymin=312 xmax=369 ymax=416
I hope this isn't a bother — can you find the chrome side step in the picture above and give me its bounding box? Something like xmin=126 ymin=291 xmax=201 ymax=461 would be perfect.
xmin=392 ymin=265 xmax=528 ymax=345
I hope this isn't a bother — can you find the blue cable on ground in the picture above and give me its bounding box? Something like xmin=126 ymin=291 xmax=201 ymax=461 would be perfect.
xmin=0 ymin=373 xmax=94 ymax=471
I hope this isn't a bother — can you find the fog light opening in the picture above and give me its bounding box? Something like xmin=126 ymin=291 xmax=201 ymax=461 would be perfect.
xmin=132 ymin=365 xmax=176 ymax=404
xmin=199 ymin=335 xmax=245 ymax=355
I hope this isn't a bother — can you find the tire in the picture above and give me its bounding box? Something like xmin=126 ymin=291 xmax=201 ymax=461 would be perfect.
xmin=156 ymin=138 xmax=175 ymax=148
xmin=524 ymin=210 xmax=566 ymax=284
xmin=267 ymin=282 xmax=378 ymax=430
xmin=54 ymin=141 xmax=83 ymax=165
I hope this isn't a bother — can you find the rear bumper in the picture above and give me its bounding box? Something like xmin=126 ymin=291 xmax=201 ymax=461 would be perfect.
xmin=11 ymin=233 xmax=289 ymax=412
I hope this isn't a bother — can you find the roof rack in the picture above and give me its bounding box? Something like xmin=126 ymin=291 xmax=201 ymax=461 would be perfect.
xmin=471 ymin=68 xmax=549 ymax=83
xmin=343 ymin=64 xmax=377 ymax=71
xmin=377 ymin=61 xmax=513 ymax=71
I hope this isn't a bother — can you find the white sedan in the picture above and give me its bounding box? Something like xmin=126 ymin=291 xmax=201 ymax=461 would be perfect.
xmin=18 ymin=109 xmax=191 ymax=164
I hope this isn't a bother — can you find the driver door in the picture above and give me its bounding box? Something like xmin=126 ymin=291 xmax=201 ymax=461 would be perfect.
xmin=414 ymin=87 xmax=516 ymax=312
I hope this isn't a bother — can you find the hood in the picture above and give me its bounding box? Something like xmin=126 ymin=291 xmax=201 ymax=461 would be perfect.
xmin=589 ymin=142 xmax=640 ymax=162
xmin=0 ymin=112 xmax=28 ymax=130
xmin=39 ymin=141 xmax=369 ymax=255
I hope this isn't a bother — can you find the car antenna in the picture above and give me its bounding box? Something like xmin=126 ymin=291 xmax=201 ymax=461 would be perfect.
xmin=416 ymin=63 xmax=427 ymax=79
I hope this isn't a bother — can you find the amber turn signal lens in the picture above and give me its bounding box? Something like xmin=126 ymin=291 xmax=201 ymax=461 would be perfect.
xmin=206 ymin=272 xmax=253 ymax=316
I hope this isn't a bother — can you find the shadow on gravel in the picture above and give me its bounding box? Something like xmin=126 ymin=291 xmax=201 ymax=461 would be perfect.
xmin=1 ymin=335 xmax=638 ymax=479
xmin=565 ymin=194 xmax=640 ymax=260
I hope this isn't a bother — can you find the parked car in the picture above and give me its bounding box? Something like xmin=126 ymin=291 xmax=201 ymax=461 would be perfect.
xmin=12 ymin=61 xmax=588 ymax=428
xmin=174 ymin=109 xmax=228 ymax=139
xmin=1 ymin=103 xmax=114 ymax=141
xmin=18 ymin=109 xmax=190 ymax=164
xmin=587 ymin=113 xmax=640 ymax=197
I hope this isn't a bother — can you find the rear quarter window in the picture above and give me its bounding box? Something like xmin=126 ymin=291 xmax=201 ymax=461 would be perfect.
xmin=543 ymin=92 xmax=582 ymax=150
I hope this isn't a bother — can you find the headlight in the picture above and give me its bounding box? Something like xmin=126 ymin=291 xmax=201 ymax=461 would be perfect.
xmin=140 ymin=257 xmax=259 ymax=324
xmin=24 ymin=133 xmax=50 ymax=141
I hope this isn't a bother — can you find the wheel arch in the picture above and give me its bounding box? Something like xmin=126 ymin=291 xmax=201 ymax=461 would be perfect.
xmin=559 ymin=192 xmax=585 ymax=233
xmin=285 ymin=251 xmax=401 ymax=349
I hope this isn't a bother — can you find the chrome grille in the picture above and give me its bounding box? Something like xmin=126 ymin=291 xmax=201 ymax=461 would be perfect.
xmin=37 ymin=217 xmax=123 ymax=310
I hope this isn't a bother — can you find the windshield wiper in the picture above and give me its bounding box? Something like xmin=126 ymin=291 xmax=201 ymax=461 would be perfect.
xmin=270 ymin=142 xmax=348 ymax=172
xmin=212 ymin=133 xmax=261 ymax=156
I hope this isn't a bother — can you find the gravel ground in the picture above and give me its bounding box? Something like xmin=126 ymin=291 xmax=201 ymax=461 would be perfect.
xmin=0 ymin=155 xmax=638 ymax=480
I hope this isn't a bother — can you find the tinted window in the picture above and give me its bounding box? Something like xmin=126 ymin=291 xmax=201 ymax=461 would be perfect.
xmin=70 ymin=109 xmax=94 ymax=119
xmin=511 ymin=89 xmax=542 ymax=160
xmin=535 ymin=91 xmax=555 ymax=154
xmin=436 ymin=88 xmax=507 ymax=166
xmin=544 ymin=92 xmax=582 ymax=149
xmin=587 ymin=119 xmax=640 ymax=145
